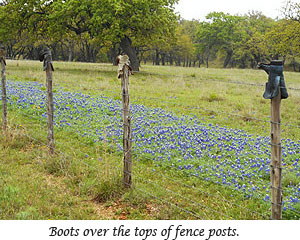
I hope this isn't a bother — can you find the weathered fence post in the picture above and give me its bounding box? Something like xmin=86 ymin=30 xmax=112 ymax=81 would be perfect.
xmin=270 ymin=89 xmax=282 ymax=220
xmin=0 ymin=46 xmax=7 ymax=131
xmin=40 ymin=48 xmax=55 ymax=154
xmin=258 ymin=60 xmax=288 ymax=220
xmin=121 ymin=64 xmax=132 ymax=187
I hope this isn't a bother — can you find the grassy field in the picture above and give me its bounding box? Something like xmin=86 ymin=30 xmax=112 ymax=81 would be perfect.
xmin=6 ymin=60 xmax=300 ymax=138
xmin=1 ymin=60 xmax=300 ymax=220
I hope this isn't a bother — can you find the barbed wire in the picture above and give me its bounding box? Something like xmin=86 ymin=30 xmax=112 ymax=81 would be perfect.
xmin=11 ymin=108 xmax=300 ymax=217
xmin=2 ymin=73 xmax=300 ymax=220
xmin=3 ymin=109 xmax=300 ymax=220
xmin=0 ymin=121 xmax=207 ymax=219
xmin=138 ymin=72 xmax=300 ymax=92
xmin=4 ymin=102 xmax=300 ymax=212
xmin=5 ymin=122 xmax=300 ymax=219
xmin=3 ymin=79 xmax=300 ymax=131
xmin=1 ymin=117 xmax=273 ymax=219
xmin=130 ymin=171 xmax=252 ymax=219
xmin=4 ymin=97 xmax=300 ymax=180
xmin=135 ymin=187 xmax=204 ymax=219
xmin=16 ymin=117 xmax=272 ymax=220
xmin=130 ymin=95 xmax=300 ymax=130
xmin=66 ymin=86 xmax=300 ymax=130
xmin=3 ymin=121 xmax=123 ymax=179
xmin=142 ymin=164 xmax=270 ymax=218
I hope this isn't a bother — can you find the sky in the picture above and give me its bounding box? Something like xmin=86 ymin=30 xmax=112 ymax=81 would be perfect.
xmin=174 ymin=0 xmax=289 ymax=20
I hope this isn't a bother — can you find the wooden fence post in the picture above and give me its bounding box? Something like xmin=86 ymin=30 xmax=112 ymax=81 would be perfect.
xmin=1 ymin=47 xmax=7 ymax=131
xmin=46 ymin=63 xmax=54 ymax=154
xmin=270 ymin=89 xmax=282 ymax=220
xmin=121 ymin=65 xmax=132 ymax=187
xmin=41 ymin=48 xmax=55 ymax=154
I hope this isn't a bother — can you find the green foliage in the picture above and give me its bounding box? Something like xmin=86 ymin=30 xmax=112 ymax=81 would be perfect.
xmin=196 ymin=12 xmax=249 ymax=68
xmin=234 ymin=11 xmax=275 ymax=67
xmin=266 ymin=20 xmax=300 ymax=58
xmin=207 ymin=92 xmax=223 ymax=102
xmin=0 ymin=0 xmax=179 ymax=67
xmin=3 ymin=1 xmax=300 ymax=70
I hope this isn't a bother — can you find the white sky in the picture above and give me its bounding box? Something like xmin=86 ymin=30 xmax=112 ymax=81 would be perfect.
xmin=174 ymin=0 xmax=290 ymax=20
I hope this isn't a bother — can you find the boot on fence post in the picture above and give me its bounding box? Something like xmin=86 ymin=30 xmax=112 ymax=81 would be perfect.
xmin=0 ymin=46 xmax=7 ymax=132
xmin=258 ymin=60 xmax=288 ymax=220
xmin=40 ymin=48 xmax=55 ymax=154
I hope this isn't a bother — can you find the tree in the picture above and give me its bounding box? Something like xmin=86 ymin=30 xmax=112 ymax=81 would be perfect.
xmin=195 ymin=12 xmax=246 ymax=68
xmin=90 ymin=0 xmax=179 ymax=71
xmin=179 ymin=19 xmax=201 ymax=67
xmin=283 ymin=0 xmax=300 ymax=22
xmin=1 ymin=0 xmax=179 ymax=68
xmin=235 ymin=11 xmax=274 ymax=68
xmin=266 ymin=20 xmax=300 ymax=69
xmin=0 ymin=0 xmax=54 ymax=58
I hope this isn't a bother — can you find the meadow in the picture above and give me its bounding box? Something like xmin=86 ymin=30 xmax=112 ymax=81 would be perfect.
xmin=0 ymin=60 xmax=300 ymax=220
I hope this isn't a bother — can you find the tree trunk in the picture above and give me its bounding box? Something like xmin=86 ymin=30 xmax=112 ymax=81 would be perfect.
xmin=223 ymin=49 xmax=233 ymax=68
xmin=140 ymin=50 xmax=144 ymax=65
xmin=68 ymin=40 xmax=74 ymax=62
xmin=240 ymin=58 xmax=246 ymax=69
xmin=198 ymin=55 xmax=202 ymax=68
xmin=80 ymin=39 xmax=86 ymax=62
xmin=120 ymin=36 xmax=140 ymax=71
xmin=291 ymin=57 xmax=296 ymax=72
xmin=108 ymin=45 xmax=119 ymax=65
xmin=206 ymin=55 xmax=209 ymax=68
xmin=169 ymin=55 xmax=173 ymax=65
xmin=161 ymin=53 xmax=165 ymax=66
xmin=155 ymin=49 xmax=160 ymax=65
xmin=60 ymin=43 xmax=66 ymax=61
xmin=51 ymin=43 xmax=58 ymax=61
xmin=85 ymin=40 xmax=91 ymax=62
xmin=250 ymin=59 xmax=255 ymax=69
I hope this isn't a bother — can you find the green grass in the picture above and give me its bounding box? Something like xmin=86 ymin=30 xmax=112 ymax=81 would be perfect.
xmin=6 ymin=60 xmax=300 ymax=138
xmin=1 ymin=60 xmax=300 ymax=219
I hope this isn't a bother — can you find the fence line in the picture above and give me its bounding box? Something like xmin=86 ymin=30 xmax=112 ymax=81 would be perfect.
xmin=2 ymin=64 xmax=300 ymax=220
xmin=130 ymin=95 xmax=300 ymax=129
xmin=6 ymin=121 xmax=123 ymax=178
xmin=79 ymin=87 xmax=300 ymax=129
xmin=4 ymin=96 xmax=298 ymax=218
xmin=139 ymin=72 xmax=300 ymax=92
xmin=4 ymin=91 xmax=300 ymax=176
xmin=2 ymin=117 xmax=277 ymax=219
xmin=7 ymin=108 xmax=299 ymax=210
xmin=11 ymin=126 xmax=300 ymax=219
xmin=140 ymin=126 xmax=271 ymax=187
xmin=131 ymin=172 xmax=247 ymax=219
xmin=3 ymin=103 xmax=300 ymax=219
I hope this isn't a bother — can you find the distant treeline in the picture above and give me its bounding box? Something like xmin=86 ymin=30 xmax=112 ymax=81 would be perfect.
xmin=1 ymin=0 xmax=300 ymax=71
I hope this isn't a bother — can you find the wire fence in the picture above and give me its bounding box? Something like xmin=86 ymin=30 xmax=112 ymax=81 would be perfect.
xmin=21 ymin=99 xmax=300 ymax=218
xmin=1 ymin=62 xmax=300 ymax=220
